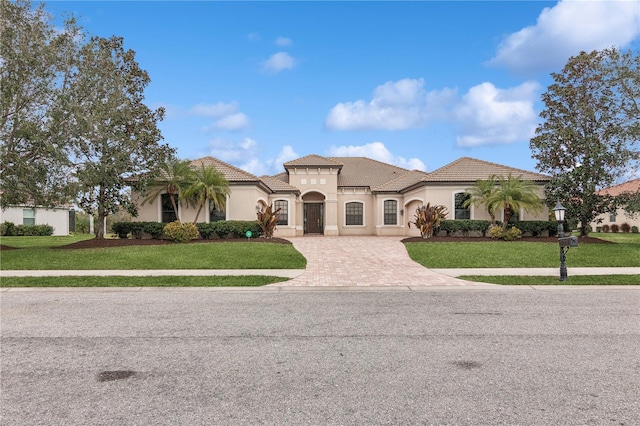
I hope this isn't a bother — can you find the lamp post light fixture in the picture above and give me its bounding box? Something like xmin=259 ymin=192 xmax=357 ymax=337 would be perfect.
xmin=553 ymin=201 xmax=568 ymax=281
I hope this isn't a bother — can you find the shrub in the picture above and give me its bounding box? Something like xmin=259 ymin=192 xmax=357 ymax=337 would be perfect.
xmin=515 ymin=220 xmax=556 ymax=237
xmin=595 ymin=226 xmax=602 ymax=233
xmin=163 ymin=221 xmax=199 ymax=243
xmin=620 ymin=223 xmax=631 ymax=233
xmin=632 ymin=226 xmax=639 ymax=234
xmin=142 ymin=222 xmax=165 ymax=239
xmin=611 ymin=224 xmax=619 ymax=233
xmin=502 ymin=226 xmax=523 ymax=241
xmin=256 ymin=204 xmax=281 ymax=238
xmin=111 ymin=222 xmax=133 ymax=239
xmin=1 ymin=221 xmax=16 ymax=236
xmin=488 ymin=224 xmax=522 ymax=241
xmin=13 ymin=224 xmax=54 ymax=236
xmin=602 ymin=224 xmax=610 ymax=233
xmin=438 ymin=220 xmax=491 ymax=236
xmin=488 ymin=224 xmax=503 ymax=240
xmin=408 ymin=203 xmax=448 ymax=238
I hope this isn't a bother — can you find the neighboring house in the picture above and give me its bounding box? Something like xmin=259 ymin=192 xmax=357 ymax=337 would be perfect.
xmin=131 ymin=155 xmax=551 ymax=237
xmin=591 ymin=178 xmax=640 ymax=231
xmin=0 ymin=205 xmax=74 ymax=236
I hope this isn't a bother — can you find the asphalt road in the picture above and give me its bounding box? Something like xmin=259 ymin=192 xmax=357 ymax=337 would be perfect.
xmin=1 ymin=287 xmax=639 ymax=425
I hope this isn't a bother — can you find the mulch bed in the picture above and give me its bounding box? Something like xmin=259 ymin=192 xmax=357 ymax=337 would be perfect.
xmin=52 ymin=237 xmax=293 ymax=250
xmin=0 ymin=235 xmax=611 ymax=250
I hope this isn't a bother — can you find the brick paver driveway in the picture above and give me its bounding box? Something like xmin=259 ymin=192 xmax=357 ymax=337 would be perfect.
xmin=272 ymin=236 xmax=481 ymax=287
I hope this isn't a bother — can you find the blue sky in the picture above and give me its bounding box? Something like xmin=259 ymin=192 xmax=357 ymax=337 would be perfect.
xmin=47 ymin=1 xmax=640 ymax=176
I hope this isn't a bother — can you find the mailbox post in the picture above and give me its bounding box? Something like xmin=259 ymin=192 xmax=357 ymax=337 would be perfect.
xmin=553 ymin=202 xmax=568 ymax=281
xmin=553 ymin=201 xmax=578 ymax=281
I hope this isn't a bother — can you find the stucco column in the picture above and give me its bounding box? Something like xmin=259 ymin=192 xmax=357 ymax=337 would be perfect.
xmin=324 ymin=197 xmax=339 ymax=236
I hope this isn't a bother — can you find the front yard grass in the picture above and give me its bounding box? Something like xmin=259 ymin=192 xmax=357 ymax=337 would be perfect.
xmin=460 ymin=275 xmax=640 ymax=285
xmin=0 ymin=242 xmax=306 ymax=270
xmin=0 ymin=276 xmax=286 ymax=287
xmin=404 ymin=240 xmax=640 ymax=268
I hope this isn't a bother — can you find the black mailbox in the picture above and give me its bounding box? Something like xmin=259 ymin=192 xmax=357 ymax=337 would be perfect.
xmin=559 ymin=236 xmax=579 ymax=247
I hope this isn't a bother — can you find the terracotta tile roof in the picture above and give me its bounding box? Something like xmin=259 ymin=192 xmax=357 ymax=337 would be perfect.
xmin=191 ymin=157 xmax=259 ymax=182
xmin=259 ymin=175 xmax=300 ymax=193
xmin=372 ymin=170 xmax=430 ymax=192
xmin=422 ymin=157 xmax=550 ymax=183
xmin=283 ymin=154 xmax=344 ymax=168
xmin=328 ymin=157 xmax=412 ymax=188
xmin=597 ymin=178 xmax=640 ymax=196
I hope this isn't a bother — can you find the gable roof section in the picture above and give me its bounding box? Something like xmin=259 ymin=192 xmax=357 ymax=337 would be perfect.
xmin=328 ymin=157 xmax=412 ymax=188
xmin=191 ymin=156 xmax=260 ymax=182
xmin=422 ymin=157 xmax=550 ymax=183
xmin=372 ymin=169 xmax=430 ymax=192
xmin=259 ymin=175 xmax=300 ymax=193
xmin=283 ymin=154 xmax=344 ymax=169
xmin=596 ymin=178 xmax=640 ymax=196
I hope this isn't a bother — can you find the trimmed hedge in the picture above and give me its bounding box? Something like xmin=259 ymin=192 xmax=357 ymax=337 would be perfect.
xmin=111 ymin=220 xmax=262 ymax=239
xmin=438 ymin=220 xmax=492 ymax=236
xmin=436 ymin=220 xmax=558 ymax=237
xmin=197 ymin=221 xmax=262 ymax=239
xmin=0 ymin=222 xmax=54 ymax=236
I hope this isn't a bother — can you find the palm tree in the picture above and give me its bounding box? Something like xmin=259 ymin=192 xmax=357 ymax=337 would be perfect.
xmin=183 ymin=163 xmax=230 ymax=223
xmin=463 ymin=176 xmax=499 ymax=223
xmin=489 ymin=174 xmax=543 ymax=230
xmin=142 ymin=158 xmax=194 ymax=223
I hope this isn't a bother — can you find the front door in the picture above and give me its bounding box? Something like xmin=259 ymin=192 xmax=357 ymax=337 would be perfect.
xmin=304 ymin=203 xmax=324 ymax=234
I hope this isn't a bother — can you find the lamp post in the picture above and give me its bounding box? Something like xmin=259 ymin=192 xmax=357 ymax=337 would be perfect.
xmin=553 ymin=201 xmax=567 ymax=281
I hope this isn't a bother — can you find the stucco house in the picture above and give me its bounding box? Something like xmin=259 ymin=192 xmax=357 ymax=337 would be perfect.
xmin=591 ymin=178 xmax=640 ymax=231
xmin=0 ymin=204 xmax=74 ymax=236
xmin=132 ymin=155 xmax=551 ymax=237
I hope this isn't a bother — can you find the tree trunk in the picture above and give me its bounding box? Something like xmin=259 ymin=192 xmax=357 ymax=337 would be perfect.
xmin=193 ymin=202 xmax=204 ymax=224
xmin=95 ymin=209 xmax=106 ymax=239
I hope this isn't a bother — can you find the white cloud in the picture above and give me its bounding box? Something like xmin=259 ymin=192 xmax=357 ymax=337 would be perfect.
xmin=275 ymin=36 xmax=292 ymax=46
xmin=453 ymin=81 xmax=540 ymax=147
xmin=247 ymin=33 xmax=260 ymax=42
xmin=206 ymin=113 xmax=250 ymax=132
xmin=488 ymin=0 xmax=640 ymax=73
xmin=208 ymin=139 xmax=297 ymax=176
xmin=262 ymin=51 xmax=297 ymax=74
xmin=274 ymin=145 xmax=298 ymax=167
xmin=325 ymin=78 xmax=456 ymax=130
xmin=326 ymin=142 xmax=426 ymax=171
xmin=208 ymin=137 xmax=258 ymax=163
xmin=190 ymin=102 xmax=238 ymax=118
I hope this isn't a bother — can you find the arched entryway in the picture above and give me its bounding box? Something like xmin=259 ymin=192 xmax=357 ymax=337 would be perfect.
xmin=302 ymin=191 xmax=325 ymax=234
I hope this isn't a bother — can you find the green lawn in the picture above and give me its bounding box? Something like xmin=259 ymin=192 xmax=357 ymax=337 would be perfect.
xmin=0 ymin=276 xmax=286 ymax=287
xmin=0 ymin=234 xmax=94 ymax=248
xmin=588 ymin=232 xmax=640 ymax=244
xmin=1 ymin=239 xmax=306 ymax=270
xmin=461 ymin=275 xmax=640 ymax=285
xmin=405 ymin=238 xmax=640 ymax=268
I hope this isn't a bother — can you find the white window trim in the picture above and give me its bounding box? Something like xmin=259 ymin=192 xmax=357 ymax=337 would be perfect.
xmin=344 ymin=200 xmax=365 ymax=227
xmin=382 ymin=198 xmax=400 ymax=226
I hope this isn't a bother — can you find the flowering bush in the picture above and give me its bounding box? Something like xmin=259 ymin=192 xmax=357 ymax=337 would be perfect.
xmin=163 ymin=221 xmax=199 ymax=243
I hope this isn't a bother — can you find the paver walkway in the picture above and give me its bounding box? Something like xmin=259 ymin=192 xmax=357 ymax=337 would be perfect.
xmin=271 ymin=236 xmax=481 ymax=287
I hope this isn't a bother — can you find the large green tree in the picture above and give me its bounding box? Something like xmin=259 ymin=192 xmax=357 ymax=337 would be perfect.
xmin=0 ymin=0 xmax=81 ymax=208
xmin=530 ymin=48 xmax=640 ymax=236
xmin=60 ymin=36 xmax=173 ymax=238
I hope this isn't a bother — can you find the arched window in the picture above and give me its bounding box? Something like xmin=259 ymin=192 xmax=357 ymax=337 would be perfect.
xmin=454 ymin=192 xmax=470 ymax=220
xmin=274 ymin=200 xmax=288 ymax=225
xmin=383 ymin=200 xmax=398 ymax=225
xmin=345 ymin=202 xmax=364 ymax=226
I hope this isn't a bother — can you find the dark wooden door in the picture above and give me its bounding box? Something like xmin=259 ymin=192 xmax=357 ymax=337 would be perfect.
xmin=304 ymin=203 xmax=323 ymax=234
